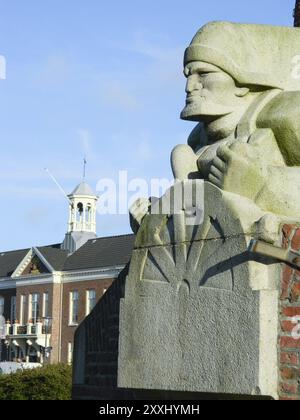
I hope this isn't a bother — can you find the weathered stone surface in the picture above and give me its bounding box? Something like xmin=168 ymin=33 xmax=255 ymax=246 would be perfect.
xmin=123 ymin=22 xmax=300 ymax=396
xmin=73 ymin=21 xmax=300 ymax=400
xmin=118 ymin=181 xmax=279 ymax=397
xmin=171 ymin=22 xmax=300 ymax=220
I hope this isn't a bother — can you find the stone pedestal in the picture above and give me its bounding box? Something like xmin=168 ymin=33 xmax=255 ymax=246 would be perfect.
xmin=118 ymin=181 xmax=279 ymax=398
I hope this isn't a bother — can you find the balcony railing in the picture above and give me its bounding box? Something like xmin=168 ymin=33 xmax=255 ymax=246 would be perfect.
xmin=42 ymin=325 xmax=52 ymax=334
xmin=17 ymin=326 xmax=27 ymax=335
xmin=5 ymin=322 xmax=51 ymax=336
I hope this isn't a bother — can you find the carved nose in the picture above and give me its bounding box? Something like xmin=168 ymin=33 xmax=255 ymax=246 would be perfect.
xmin=186 ymin=75 xmax=202 ymax=94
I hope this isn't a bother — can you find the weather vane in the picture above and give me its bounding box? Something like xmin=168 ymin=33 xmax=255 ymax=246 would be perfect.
xmin=83 ymin=157 xmax=87 ymax=181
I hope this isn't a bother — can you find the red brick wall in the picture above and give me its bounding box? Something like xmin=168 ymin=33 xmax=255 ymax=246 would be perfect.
xmin=16 ymin=283 xmax=54 ymax=323
xmin=16 ymin=283 xmax=61 ymax=364
xmin=279 ymin=225 xmax=300 ymax=400
xmin=50 ymin=283 xmax=62 ymax=364
xmin=13 ymin=278 xmax=116 ymax=364
xmin=61 ymin=278 xmax=114 ymax=364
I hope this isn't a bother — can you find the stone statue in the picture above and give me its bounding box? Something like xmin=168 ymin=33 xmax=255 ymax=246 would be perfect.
xmin=173 ymin=21 xmax=300 ymax=219
xmin=131 ymin=22 xmax=300 ymax=234
xmin=118 ymin=22 xmax=300 ymax=399
xmin=74 ymin=22 xmax=300 ymax=400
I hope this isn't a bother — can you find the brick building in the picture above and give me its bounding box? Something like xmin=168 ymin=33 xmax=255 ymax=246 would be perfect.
xmin=0 ymin=181 xmax=134 ymax=364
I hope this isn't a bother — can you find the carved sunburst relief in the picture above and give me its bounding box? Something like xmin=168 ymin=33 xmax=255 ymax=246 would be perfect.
xmin=141 ymin=212 xmax=209 ymax=288
xmin=134 ymin=182 xmax=235 ymax=292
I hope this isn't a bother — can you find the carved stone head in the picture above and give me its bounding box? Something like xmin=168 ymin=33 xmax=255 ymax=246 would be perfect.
xmin=181 ymin=21 xmax=300 ymax=124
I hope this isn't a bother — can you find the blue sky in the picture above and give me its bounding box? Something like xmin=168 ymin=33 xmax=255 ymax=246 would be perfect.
xmin=0 ymin=0 xmax=295 ymax=251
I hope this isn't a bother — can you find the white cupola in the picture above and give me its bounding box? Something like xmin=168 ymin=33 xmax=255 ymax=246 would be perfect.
xmin=62 ymin=181 xmax=98 ymax=253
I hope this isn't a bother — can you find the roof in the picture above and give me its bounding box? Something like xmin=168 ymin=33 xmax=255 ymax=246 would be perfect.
xmin=0 ymin=234 xmax=135 ymax=279
xmin=37 ymin=245 xmax=69 ymax=271
xmin=70 ymin=181 xmax=96 ymax=196
xmin=0 ymin=249 xmax=29 ymax=277
xmin=63 ymin=234 xmax=135 ymax=271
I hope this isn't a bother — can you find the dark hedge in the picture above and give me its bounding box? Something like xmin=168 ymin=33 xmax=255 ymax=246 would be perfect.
xmin=0 ymin=364 xmax=72 ymax=400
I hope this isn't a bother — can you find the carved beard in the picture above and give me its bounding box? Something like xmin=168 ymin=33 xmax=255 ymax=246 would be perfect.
xmin=181 ymin=99 xmax=233 ymax=122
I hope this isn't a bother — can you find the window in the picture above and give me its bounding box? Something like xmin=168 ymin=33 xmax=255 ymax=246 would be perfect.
xmin=0 ymin=296 xmax=4 ymax=316
xmin=69 ymin=291 xmax=79 ymax=325
xmin=77 ymin=203 xmax=83 ymax=221
xmin=20 ymin=295 xmax=27 ymax=325
xmin=67 ymin=342 xmax=73 ymax=365
xmin=30 ymin=293 xmax=40 ymax=323
xmin=86 ymin=290 xmax=96 ymax=315
xmin=10 ymin=296 xmax=16 ymax=323
xmin=43 ymin=292 xmax=49 ymax=318
xmin=86 ymin=204 xmax=92 ymax=222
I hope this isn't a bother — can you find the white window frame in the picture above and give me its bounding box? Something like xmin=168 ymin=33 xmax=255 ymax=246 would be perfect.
xmin=20 ymin=295 xmax=27 ymax=325
xmin=10 ymin=296 xmax=16 ymax=323
xmin=30 ymin=293 xmax=40 ymax=323
xmin=86 ymin=289 xmax=96 ymax=316
xmin=42 ymin=292 xmax=49 ymax=318
xmin=69 ymin=291 xmax=79 ymax=325
xmin=67 ymin=342 xmax=73 ymax=365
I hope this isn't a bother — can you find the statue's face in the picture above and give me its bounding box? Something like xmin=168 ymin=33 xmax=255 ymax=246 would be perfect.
xmin=181 ymin=61 xmax=242 ymax=121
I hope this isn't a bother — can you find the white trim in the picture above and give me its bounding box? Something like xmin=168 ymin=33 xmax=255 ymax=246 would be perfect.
xmin=29 ymin=292 xmax=40 ymax=324
xmin=11 ymin=248 xmax=33 ymax=278
xmin=0 ymin=265 xmax=125 ymax=289
xmin=62 ymin=266 xmax=124 ymax=284
xmin=68 ymin=194 xmax=97 ymax=200
xmin=42 ymin=292 xmax=49 ymax=318
xmin=67 ymin=342 xmax=73 ymax=365
xmin=85 ymin=289 xmax=96 ymax=316
xmin=33 ymin=247 xmax=55 ymax=273
xmin=63 ymin=265 xmax=124 ymax=276
xmin=11 ymin=247 xmax=55 ymax=279
xmin=85 ymin=290 xmax=89 ymax=316
xmin=20 ymin=294 xmax=27 ymax=325
xmin=69 ymin=290 xmax=79 ymax=325
xmin=17 ymin=274 xmax=60 ymax=287
xmin=0 ymin=280 xmax=16 ymax=290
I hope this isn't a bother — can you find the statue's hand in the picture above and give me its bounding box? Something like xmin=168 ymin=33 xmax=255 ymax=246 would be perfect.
xmin=129 ymin=197 xmax=151 ymax=234
xmin=208 ymin=142 xmax=268 ymax=200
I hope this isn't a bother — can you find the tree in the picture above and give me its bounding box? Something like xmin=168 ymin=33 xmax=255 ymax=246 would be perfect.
xmin=0 ymin=364 xmax=72 ymax=400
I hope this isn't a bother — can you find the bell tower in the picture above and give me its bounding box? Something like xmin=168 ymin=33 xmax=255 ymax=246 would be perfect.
xmin=62 ymin=181 xmax=98 ymax=253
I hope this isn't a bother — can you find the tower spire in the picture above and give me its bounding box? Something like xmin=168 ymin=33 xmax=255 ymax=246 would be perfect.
xmin=83 ymin=157 xmax=87 ymax=181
